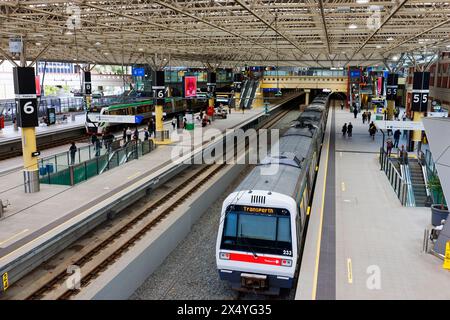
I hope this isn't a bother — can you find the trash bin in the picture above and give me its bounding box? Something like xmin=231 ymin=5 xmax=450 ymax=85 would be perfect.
xmin=46 ymin=164 xmax=54 ymax=174
xmin=39 ymin=167 xmax=47 ymax=176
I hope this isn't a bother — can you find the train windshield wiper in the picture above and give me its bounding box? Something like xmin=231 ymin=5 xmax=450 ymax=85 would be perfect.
xmin=238 ymin=227 xmax=258 ymax=258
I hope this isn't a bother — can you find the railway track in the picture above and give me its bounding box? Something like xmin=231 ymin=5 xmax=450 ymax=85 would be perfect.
xmin=4 ymin=108 xmax=291 ymax=300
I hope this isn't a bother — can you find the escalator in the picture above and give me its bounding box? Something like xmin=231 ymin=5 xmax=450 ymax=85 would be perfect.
xmin=408 ymin=159 xmax=428 ymax=207
xmin=245 ymin=80 xmax=259 ymax=109
xmin=99 ymin=141 xmax=138 ymax=174
xmin=239 ymin=80 xmax=250 ymax=110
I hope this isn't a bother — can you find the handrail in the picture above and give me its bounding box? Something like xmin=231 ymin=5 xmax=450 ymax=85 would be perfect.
xmin=402 ymin=164 xmax=416 ymax=207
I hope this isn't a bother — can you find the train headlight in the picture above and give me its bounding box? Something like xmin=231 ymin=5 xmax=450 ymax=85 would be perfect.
xmin=219 ymin=252 xmax=230 ymax=260
xmin=281 ymin=259 xmax=292 ymax=267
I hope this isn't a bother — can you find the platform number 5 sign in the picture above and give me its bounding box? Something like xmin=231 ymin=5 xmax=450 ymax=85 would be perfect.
xmin=2 ymin=272 xmax=8 ymax=291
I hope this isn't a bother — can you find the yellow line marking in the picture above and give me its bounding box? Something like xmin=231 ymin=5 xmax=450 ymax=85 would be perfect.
xmin=341 ymin=182 xmax=346 ymax=192
xmin=0 ymin=229 xmax=29 ymax=247
xmin=127 ymin=171 xmax=142 ymax=180
xmin=311 ymin=114 xmax=331 ymax=300
xmin=347 ymin=258 xmax=353 ymax=284
xmin=306 ymin=206 xmax=311 ymax=216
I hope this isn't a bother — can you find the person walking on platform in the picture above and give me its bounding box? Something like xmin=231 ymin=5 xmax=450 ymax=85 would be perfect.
xmin=133 ymin=127 xmax=139 ymax=141
xmin=122 ymin=127 xmax=127 ymax=141
xmin=393 ymin=129 xmax=401 ymax=148
xmin=353 ymin=106 xmax=358 ymax=119
xmin=144 ymin=128 xmax=149 ymax=141
xmin=399 ymin=145 xmax=409 ymax=165
xmin=362 ymin=112 xmax=367 ymax=124
xmin=367 ymin=111 xmax=372 ymax=122
xmin=369 ymin=121 xmax=377 ymax=140
xmin=69 ymin=142 xmax=77 ymax=165
xmin=171 ymin=117 xmax=176 ymax=130
xmin=95 ymin=138 xmax=101 ymax=157
xmin=347 ymin=122 xmax=353 ymax=137
xmin=340 ymin=102 xmax=344 ymax=110
xmin=91 ymin=134 xmax=98 ymax=146
xmin=126 ymin=127 xmax=132 ymax=142
xmin=386 ymin=139 xmax=393 ymax=157
xmin=342 ymin=123 xmax=347 ymax=137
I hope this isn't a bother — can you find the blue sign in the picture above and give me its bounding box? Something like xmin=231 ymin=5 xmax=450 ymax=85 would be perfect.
xmin=132 ymin=68 xmax=145 ymax=77
xmin=135 ymin=115 xmax=144 ymax=124
xmin=350 ymin=70 xmax=360 ymax=78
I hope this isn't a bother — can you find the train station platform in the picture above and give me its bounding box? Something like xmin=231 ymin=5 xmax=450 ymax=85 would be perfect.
xmin=296 ymin=105 xmax=450 ymax=300
xmin=0 ymin=114 xmax=86 ymax=144
xmin=0 ymin=96 xmax=295 ymax=288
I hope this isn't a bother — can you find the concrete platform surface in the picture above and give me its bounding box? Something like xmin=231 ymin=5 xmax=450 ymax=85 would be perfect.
xmin=297 ymin=106 xmax=450 ymax=300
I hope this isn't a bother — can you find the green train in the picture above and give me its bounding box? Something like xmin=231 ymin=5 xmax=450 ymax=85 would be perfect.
xmin=85 ymin=97 xmax=208 ymax=135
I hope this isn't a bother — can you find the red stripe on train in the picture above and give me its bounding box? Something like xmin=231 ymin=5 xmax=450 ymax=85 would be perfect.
xmin=229 ymin=253 xmax=281 ymax=266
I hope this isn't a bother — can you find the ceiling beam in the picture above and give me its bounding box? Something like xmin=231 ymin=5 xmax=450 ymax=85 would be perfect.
xmin=234 ymin=0 xmax=305 ymax=54
xmin=317 ymin=0 xmax=331 ymax=54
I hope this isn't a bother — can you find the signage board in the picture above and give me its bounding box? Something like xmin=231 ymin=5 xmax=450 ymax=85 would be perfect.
xmin=411 ymin=72 xmax=430 ymax=112
xmin=88 ymin=114 xmax=144 ymax=124
xmin=13 ymin=67 xmax=39 ymax=128
xmin=427 ymin=112 xmax=448 ymax=118
xmin=374 ymin=120 xmax=424 ymax=131
xmin=184 ymin=76 xmax=197 ymax=98
xmin=132 ymin=67 xmax=145 ymax=77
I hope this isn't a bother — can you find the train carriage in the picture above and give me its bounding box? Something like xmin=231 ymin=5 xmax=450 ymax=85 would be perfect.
xmin=85 ymin=97 xmax=208 ymax=135
xmin=215 ymin=93 xmax=330 ymax=295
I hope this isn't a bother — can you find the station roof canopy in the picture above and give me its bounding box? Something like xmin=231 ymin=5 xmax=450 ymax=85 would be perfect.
xmin=0 ymin=1 xmax=449 ymax=68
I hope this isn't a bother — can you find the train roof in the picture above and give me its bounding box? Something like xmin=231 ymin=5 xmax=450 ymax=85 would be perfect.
xmin=235 ymin=125 xmax=317 ymax=199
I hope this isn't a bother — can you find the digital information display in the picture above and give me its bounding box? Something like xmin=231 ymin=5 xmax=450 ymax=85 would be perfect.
xmin=184 ymin=76 xmax=197 ymax=98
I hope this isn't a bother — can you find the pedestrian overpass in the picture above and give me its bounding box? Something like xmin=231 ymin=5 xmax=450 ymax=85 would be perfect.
xmin=260 ymin=75 xmax=347 ymax=104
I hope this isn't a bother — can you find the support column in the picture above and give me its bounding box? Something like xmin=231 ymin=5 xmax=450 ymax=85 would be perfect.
xmin=83 ymin=69 xmax=92 ymax=113
xmin=386 ymin=73 xmax=398 ymax=121
xmin=207 ymin=72 xmax=216 ymax=120
xmin=233 ymin=73 xmax=243 ymax=111
xmin=14 ymin=67 xmax=40 ymax=193
xmin=253 ymin=82 xmax=264 ymax=109
xmin=387 ymin=100 xmax=395 ymax=120
xmin=408 ymin=71 xmax=430 ymax=152
xmin=305 ymin=90 xmax=310 ymax=105
xmin=152 ymin=70 xmax=171 ymax=144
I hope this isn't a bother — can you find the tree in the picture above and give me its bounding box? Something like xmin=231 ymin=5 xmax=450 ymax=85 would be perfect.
xmin=427 ymin=174 xmax=446 ymax=210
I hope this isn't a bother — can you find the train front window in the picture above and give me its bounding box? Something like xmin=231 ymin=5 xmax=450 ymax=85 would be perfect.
xmin=221 ymin=206 xmax=292 ymax=256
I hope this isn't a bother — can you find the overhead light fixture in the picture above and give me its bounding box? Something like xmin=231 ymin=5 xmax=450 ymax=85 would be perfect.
xmin=104 ymin=52 xmax=109 ymax=55
xmin=446 ymin=45 xmax=450 ymax=48
xmin=138 ymin=48 xmax=144 ymax=51
xmin=392 ymin=56 xmax=399 ymax=61
xmin=95 ymin=42 xmax=101 ymax=46
xmin=387 ymin=37 xmax=394 ymax=41
xmin=65 ymin=31 xmax=73 ymax=35
xmin=35 ymin=42 xmax=42 ymax=46
xmin=356 ymin=0 xmax=369 ymax=3
xmin=348 ymin=24 xmax=358 ymax=29
xmin=376 ymin=45 xmax=382 ymax=49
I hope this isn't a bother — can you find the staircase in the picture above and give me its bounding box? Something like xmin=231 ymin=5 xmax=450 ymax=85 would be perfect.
xmin=408 ymin=159 xmax=428 ymax=207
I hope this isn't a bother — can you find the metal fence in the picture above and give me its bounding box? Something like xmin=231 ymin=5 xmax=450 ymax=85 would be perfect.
xmin=39 ymin=139 xmax=155 ymax=186
xmin=379 ymin=147 xmax=409 ymax=205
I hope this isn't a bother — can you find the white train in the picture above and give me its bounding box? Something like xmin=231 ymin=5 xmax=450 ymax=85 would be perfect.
xmin=215 ymin=93 xmax=330 ymax=295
